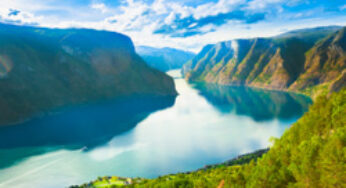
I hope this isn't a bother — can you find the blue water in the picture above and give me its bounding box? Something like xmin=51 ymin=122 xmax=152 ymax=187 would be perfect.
xmin=0 ymin=70 xmax=311 ymax=188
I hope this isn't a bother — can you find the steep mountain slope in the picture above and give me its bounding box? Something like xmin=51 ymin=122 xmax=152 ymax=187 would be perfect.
xmin=290 ymin=27 xmax=346 ymax=96
xmin=136 ymin=46 xmax=195 ymax=71
xmin=183 ymin=26 xmax=345 ymax=97
xmin=0 ymin=23 xmax=177 ymax=126
xmin=77 ymin=88 xmax=345 ymax=188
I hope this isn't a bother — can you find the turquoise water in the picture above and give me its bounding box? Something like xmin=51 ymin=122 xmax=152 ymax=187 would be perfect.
xmin=0 ymin=70 xmax=311 ymax=188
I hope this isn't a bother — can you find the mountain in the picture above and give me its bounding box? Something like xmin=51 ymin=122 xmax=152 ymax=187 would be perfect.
xmin=289 ymin=27 xmax=346 ymax=95
xmin=275 ymin=26 xmax=342 ymax=41
xmin=76 ymin=88 xmax=345 ymax=188
xmin=0 ymin=23 xmax=177 ymax=126
xmin=136 ymin=46 xmax=195 ymax=71
xmin=183 ymin=26 xmax=345 ymax=97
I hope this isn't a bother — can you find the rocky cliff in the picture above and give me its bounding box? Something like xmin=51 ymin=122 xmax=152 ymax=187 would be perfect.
xmin=183 ymin=26 xmax=345 ymax=97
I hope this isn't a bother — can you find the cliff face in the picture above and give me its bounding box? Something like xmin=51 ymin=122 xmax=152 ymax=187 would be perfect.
xmin=0 ymin=23 xmax=177 ymax=126
xmin=289 ymin=27 xmax=346 ymax=96
xmin=183 ymin=26 xmax=345 ymax=96
xmin=136 ymin=46 xmax=195 ymax=71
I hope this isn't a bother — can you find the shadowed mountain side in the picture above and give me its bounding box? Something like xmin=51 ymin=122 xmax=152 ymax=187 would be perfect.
xmin=0 ymin=23 xmax=177 ymax=126
xmin=193 ymin=83 xmax=312 ymax=121
xmin=0 ymin=95 xmax=175 ymax=169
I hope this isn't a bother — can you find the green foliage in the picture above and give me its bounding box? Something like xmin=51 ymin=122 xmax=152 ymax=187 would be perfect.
xmin=232 ymin=89 xmax=345 ymax=187
xmin=76 ymin=150 xmax=267 ymax=188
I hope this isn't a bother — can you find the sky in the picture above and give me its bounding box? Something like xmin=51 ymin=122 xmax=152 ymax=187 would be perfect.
xmin=0 ymin=0 xmax=345 ymax=52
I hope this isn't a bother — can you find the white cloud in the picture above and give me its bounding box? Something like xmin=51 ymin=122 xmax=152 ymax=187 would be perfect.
xmin=193 ymin=0 xmax=244 ymax=19
xmin=164 ymin=12 xmax=176 ymax=24
xmin=246 ymin=0 xmax=284 ymax=10
xmin=90 ymin=3 xmax=109 ymax=13
xmin=151 ymin=0 xmax=168 ymax=15
xmin=169 ymin=3 xmax=193 ymax=19
xmin=0 ymin=0 xmax=50 ymax=12
xmin=0 ymin=7 xmax=43 ymax=25
xmin=112 ymin=0 xmax=151 ymax=31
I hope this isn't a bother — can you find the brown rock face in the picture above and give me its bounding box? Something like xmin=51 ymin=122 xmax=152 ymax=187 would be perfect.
xmin=289 ymin=27 xmax=346 ymax=91
xmin=183 ymin=26 xmax=346 ymax=96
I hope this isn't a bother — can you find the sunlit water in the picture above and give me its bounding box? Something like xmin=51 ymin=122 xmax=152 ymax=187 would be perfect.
xmin=0 ymin=70 xmax=311 ymax=188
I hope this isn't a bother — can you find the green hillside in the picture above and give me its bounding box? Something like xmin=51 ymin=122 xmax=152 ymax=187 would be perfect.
xmin=0 ymin=23 xmax=177 ymax=126
xmin=183 ymin=26 xmax=346 ymax=98
xmin=76 ymin=88 xmax=345 ymax=188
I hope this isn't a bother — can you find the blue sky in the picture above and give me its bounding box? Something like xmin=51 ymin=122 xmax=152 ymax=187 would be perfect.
xmin=0 ymin=0 xmax=345 ymax=52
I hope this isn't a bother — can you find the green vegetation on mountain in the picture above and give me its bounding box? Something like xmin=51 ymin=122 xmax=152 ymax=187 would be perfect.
xmin=136 ymin=46 xmax=195 ymax=71
xmin=73 ymin=149 xmax=268 ymax=188
xmin=77 ymin=88 xmax=345 ymax=188
xmin=0 ymin=23 xmax=177 ymax=126
xmin=183 ymin=26 xmax=345 ymax=98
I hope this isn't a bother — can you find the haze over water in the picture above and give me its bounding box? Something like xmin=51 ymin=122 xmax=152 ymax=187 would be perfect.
xmin=0 ymin=70 xmax=311 ymax=188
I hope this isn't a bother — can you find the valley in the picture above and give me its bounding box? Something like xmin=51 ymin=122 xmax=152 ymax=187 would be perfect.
xmin=0 ymin=12 xmax=344 ymax=188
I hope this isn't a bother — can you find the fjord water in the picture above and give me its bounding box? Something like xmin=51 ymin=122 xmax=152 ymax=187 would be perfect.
xmin=0 ymin=70 xmax=311 ymax=188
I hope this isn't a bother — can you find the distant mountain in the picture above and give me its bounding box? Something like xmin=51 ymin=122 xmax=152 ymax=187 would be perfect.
xmin=183 ymin=26 xmax=346 ymax=97
xmin=136 ymin=46 xmax=195 ymax=71
xmin=0 ymin=23 xmax=177 ymax=126
xmin=275 ymin=26 xmax=341 ymax=41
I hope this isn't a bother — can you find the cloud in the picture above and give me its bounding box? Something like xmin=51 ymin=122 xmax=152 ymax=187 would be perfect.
xmin=104 ymin=0 xmax=152 ymax=31
xmin=340 ymin=4 xmax=346 ymax=11
xmin=96 ymin=0 xmax=267 ymax=38
xmin=192 ymin=0 xmax=244 ymax=19
xmin=246 ymin=0 xmax=284 ymax=10
xmin=154 ymin=10 xmax=265 ymax=37
xmin=0 ymin=8 xmax=42 ymax=26
xmin=90 ymin=3 xmax=109 ymax=13
xmin=8 ymin=9 xmax=20 ymax=16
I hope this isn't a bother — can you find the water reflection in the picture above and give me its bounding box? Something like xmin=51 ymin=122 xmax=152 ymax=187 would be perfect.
xmin=0 ymin=96 xmax=175 ymax=169
xmin=193 ymin=83 xmax=312 ymax=121
xmin=0 ymin=70 xmax=312 ymax=188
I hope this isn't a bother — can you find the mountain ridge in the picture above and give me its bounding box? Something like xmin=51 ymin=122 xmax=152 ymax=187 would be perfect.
xmin=183 ymin=26 xmax=346 ymax=98
xmin=0 ymin=23 xmax=177 ymax=126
